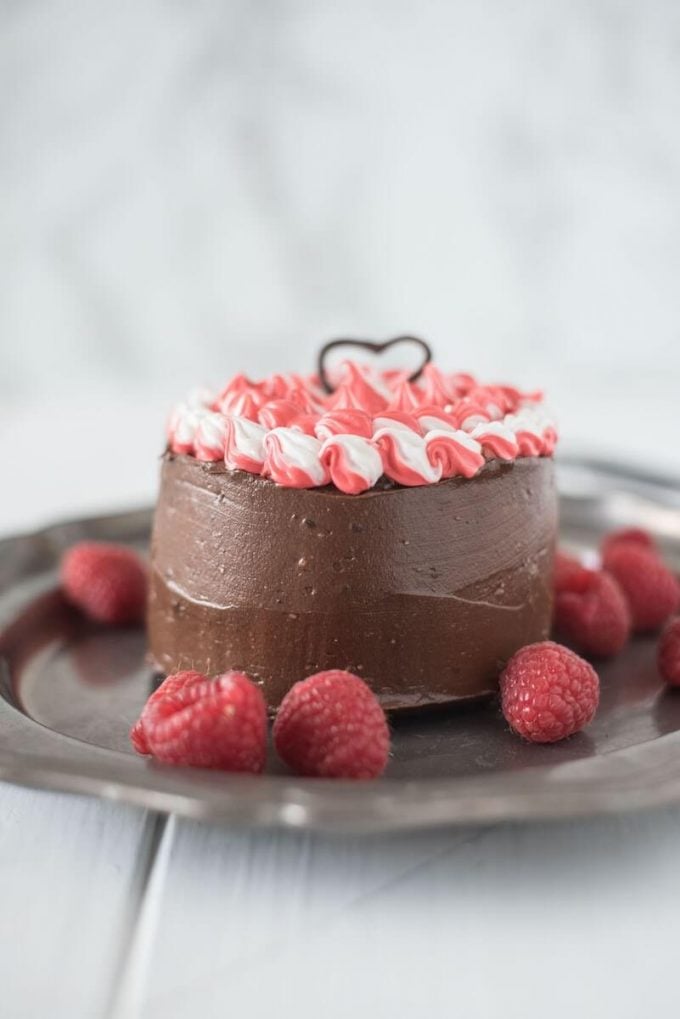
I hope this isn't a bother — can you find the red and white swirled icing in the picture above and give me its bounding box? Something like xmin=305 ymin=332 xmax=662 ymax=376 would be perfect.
xmin=166 ymin=361 xmax=557 ymax=493
xmin=320 ymin=434 xmax=384 ymax=494
xmin=224 ymin=416 xmax=267 ymax=473
xmin=263 ymin=428 xmax=330 ymax=488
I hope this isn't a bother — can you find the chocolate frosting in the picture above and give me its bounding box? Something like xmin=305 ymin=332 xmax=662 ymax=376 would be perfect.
xmin=148 ymin=454 xmax=557 ymax=710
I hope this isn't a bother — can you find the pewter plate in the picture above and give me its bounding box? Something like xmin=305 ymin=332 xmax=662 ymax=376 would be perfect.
xmin=1 ymin=457 xmax=680 ymax=833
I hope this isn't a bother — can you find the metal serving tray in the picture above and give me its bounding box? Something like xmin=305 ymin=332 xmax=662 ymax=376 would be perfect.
xmin=1 ymin=457 xmax=679 ymax=833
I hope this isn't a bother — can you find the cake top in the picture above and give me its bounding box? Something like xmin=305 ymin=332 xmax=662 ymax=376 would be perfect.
xmin=166 ymin=339 xmax=556 ymax=494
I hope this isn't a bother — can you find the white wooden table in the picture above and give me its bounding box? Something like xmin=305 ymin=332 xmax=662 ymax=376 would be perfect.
xmin=2 ymin=391 xmax=680 ymax=1019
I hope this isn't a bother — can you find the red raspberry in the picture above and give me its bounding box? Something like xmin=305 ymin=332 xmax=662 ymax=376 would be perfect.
xmin=601 ymin=543 xmax=680 ymax=633
xmin=130 ymin=671 xmax=205 ymax=755
xmin=500 ymin=641 xmax=599 ymax=743
xmin=658 ymin=617 xmax=680 ymax=686
xmin=61 ymin=541 xmax=147 ymax=625
xmin=601 ymin=527 xmax=656 ymax=558
xmin=273 ymin=670 xmax=390 ymax=779
xmin=553 ymin=550 xmax=590 ymax=592
xmin=131 ymin=670 xmax=267 ymax=772
xmin=553 ymin=568 xmax=631 ymax=658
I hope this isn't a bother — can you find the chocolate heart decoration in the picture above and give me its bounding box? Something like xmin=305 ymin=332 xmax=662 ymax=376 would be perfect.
xmin=317 ymin=335 xmax=432 ymax=394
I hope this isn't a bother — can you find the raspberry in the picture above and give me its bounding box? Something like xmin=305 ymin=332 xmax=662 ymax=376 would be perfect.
xmin=130 ymin=671 xmax=205 ymax=755
xmin=601 ymin=542 xmax=680 ymax=633
xmin=61 ymin=541 xmax=147 ymax=625
xmin=658 ymin=617 xmax=680 ymax=686
xmin=553 ymin=568 xmax=631 ymax=658
xmin=129 ymin=717 xmax=148 ymax=755
xmin=500 ymin=641 xmax=599 ymax=743
xmin=131 ymin=670 xmax=267 ymax=772
xmin=273 ymin=670 xmax=390 ymax=779
xmin=601 ymin=527 xmax=656 ymax=558
xmin=553 ymin=550 xmax=590 ymax=593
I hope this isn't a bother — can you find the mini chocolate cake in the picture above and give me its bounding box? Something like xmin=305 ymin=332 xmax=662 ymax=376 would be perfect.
xmin=148 ymin=339 xmax=558 ymax=710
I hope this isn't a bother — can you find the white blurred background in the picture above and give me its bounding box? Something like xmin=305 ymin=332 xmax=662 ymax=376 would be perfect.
xmin=1 ymin=0 xmax=679 ymax=533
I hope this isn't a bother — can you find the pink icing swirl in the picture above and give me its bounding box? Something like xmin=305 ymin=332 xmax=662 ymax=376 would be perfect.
xmin=447 ymin=398 xmax=491 ymax=432
xmin=291 ymin=413 xmax=318 ymax=436
xmin=314 ymin=409 xmax=373 ymax=440
xmin=258 ymin=399 xmax=301 ymax=430
xmin=448 ymin=371 xmax=476 ymax=396
xmin=194 ymin=412 xmax=227 ymax=461
xmin=320 ymin=434 xmax=383 ymax=494
xmin=328 ymin=362 xmax=388 ymax=415
xmin=471 ymin=421 xmax=520 ymax=461
xmin=515 ymin=430 xmax=544 ymax=457
xmin=219 ymin=388 xmax=262 ymax=421
xmin=260 ymin=373 xmax=292 ymax=401
xmin=168 ymin=404 xmax=202 ymax=455
xmin=217 ymin=374 xmax=254 ymax=404
xmin=425 ymin=429 xmax=485 ymax=479
xmin=373 ymin=427 xmax=442 ymax=486
xmin=224 ymin=416 xmax=267 ymax=473
xmin=263 ymin=428 xmax=330 ymax=488
xmin=415 ymin=406 xmax=457 ymax=433
xmin=372 ymin=410 xmax=422 ymax=434
xmin=504 ymin=412 xmax=545 ymax=457
xmin=542 ymin=425 xmax=558 ymax=456
xmin=419 ymin=364 xmax=453 ymax=406
xmin=387 ymin=377 xmax=423 ymax=413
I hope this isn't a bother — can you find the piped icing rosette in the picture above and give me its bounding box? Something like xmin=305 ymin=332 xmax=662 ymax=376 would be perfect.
xmin=263 ymin=428 xmax=330 ymax=489
xmin=166 ymin=362 xmax=557 ymax=494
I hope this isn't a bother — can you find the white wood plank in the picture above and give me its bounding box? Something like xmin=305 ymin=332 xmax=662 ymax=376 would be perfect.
xmin=0 ymin=783 xmax=153 ymax=1019
xmin=136 ymin=809 xmax=680 ymax=1019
